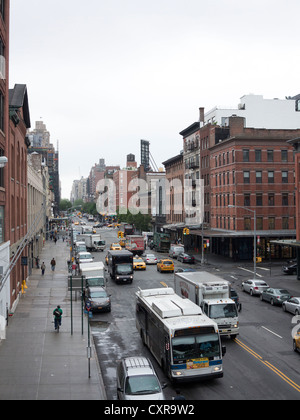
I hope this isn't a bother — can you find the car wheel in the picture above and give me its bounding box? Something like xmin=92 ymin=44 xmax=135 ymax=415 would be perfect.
xmin=260 ymin=294 xmax=263 ymax=301
xmin=270 ymin=298 xmax=274 ymax=306
xmin=295 ymin=309 xmax=300 ymax=316
xmin=250 ymin=289 xmax=254 ymax=296
xmin=282 ymin=304 xmax=286 ymax=312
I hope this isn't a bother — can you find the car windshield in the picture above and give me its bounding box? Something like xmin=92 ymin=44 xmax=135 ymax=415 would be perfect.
xmin=209 ymin=303 xmax=238 ymax=319
xmin=90 ymin=291 xmax=107 ymax=298
xmin=125 ymin=375 xmax=161 ymax=395
xmin=116 ymin=264 xmax=133 ymax=274
xmin=80 ymin=254 xmax=92 ymax=259
xmin=172 ymin=333 xmax=220 ymax=361
xmin=86 ymin=278 xmax=105 ymax=287
xmin=146 ymin=255 xmax=155 ymax=258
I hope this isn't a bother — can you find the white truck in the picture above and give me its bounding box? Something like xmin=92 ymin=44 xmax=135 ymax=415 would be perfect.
xmin=77 ymin=233 xmax=106 ymax=252
xmin=174 ymin=271 xmax=239 ymax=339
xmin=79 ymin=261 xmax=107 ymax=288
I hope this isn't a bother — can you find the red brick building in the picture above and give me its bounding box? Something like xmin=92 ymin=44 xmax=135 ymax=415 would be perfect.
xmin=7 ymin=84 xmax=31 ymax=307
xmin=210 ymin=116 xmax=300 ymax=260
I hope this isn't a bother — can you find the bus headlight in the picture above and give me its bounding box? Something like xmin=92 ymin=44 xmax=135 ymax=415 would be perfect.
xmin=174 ymin=371 xmax=183 ymax=376
xmin=213 ymin=366 xmax=222 ymax=372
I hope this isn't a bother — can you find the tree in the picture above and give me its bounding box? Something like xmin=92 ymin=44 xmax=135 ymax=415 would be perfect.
xmin=59 ymin=199 xmax=72 ymax=211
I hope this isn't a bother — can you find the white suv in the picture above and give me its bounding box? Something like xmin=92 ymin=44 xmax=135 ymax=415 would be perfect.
xmin=116 ymin=356 xmax=166 ymax=400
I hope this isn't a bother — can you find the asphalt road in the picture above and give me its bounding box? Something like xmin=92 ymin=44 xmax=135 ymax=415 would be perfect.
xmin=84 ymin=225 xmax=300 ymax=400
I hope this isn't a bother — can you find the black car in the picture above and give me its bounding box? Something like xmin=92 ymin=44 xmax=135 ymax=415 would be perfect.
xmin=177 ymin=253 xmax=195 ymax=264
xmin=282 ymin=263 xmax=297 ymax=275
xmin=85 ymin=286 xmax=111 ymax=313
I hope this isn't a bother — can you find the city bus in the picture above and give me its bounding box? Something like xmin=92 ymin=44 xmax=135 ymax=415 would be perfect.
xmin=136 ymin=287 xmax=226 ymax=382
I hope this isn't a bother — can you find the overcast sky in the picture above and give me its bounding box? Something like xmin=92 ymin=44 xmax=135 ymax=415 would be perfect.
xmin=9 ymin=0 xmax=300 ymax=198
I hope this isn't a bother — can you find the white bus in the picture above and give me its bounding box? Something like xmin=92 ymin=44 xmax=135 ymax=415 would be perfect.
xmin=136 ymin=287 xmax=226 ymax=382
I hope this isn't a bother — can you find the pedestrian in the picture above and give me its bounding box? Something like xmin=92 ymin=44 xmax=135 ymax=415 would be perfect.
xmin=41 ymin=262 xmax=46 ymax=275
xmin=50 ymin=258 xmax=56 ymax=271
xmin=53 ymin=305 xmax=63 ymax=330
xmin=54 ymin=237 xmax=57 ymax=245
xmin=172 ymin=389 xmax=186 ymax=400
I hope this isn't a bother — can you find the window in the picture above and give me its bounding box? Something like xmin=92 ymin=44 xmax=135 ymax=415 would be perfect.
xmin=268 ymin=171 xmax=274 ymax=184
xmin=282 ymin=171 xmax=288 ymax=183
xmin=0 ymin=90 xmax=4 ymax=132
xmin=256 ymin=194 xmax=263 ymax=206
xmin=256 ymin=217 xmax=263 ymax=230
xmin=244 ymin=194 xmax=250 ymax=207
xmin=282 ymin=217 xmax=289 ymax=230
xmin=267 ymin=150 xmax=274 ymax=162
xmin=244 ymin=217 xmax=251 ymax=230
xmin=256 ymin=171 xmax=262 ymax=184
xmin=282 ymin=193 xmax=288 ymax=206
xmin=281 ymin=150 xmax=288 ymax=162
xmin=0 ymin=0 xmax=4 ymax=21
xmin=243 ymin=171 xmax=250 ymax=184
xmin=243 ymin=149 xmax=249 ymax=162
xmin=255 ymin=150 xmax=262 ymax=162
xmin=268 ymin=193 xmax=275 ymax=206
xmin=268 ymin=217 xmax=275 ymax=230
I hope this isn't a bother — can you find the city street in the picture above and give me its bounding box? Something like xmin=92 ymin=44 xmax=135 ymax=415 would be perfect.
xmin=87 ymin=226 xmax=300 ymax=400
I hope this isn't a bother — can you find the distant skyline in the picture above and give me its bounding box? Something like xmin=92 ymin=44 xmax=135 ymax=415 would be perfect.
xmin=9 ymin=0 xmax=300 ymax=198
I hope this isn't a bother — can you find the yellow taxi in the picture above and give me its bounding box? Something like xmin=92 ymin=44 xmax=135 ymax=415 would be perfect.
xmin=293 ymin=331 xmax=300 ymax=353
xmin=74 ymin=221 xmax=79 ymax=225
xmin=157 ymin=258 xmax=174 ymax=273
xmin=110 ymin=243 xmax=122 ymax=251
xmin=133 ymin=256 xmax=146 ymax=270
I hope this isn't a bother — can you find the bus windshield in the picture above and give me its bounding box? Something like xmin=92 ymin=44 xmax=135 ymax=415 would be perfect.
xmin=172 ymin=333 xmax=220 ymax=361
xmin=209 ymin=303 xmax=237 ymax=319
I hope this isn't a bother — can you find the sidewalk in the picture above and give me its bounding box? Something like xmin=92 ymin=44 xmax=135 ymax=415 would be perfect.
xmin=0 ymin=239 xmax=106 ymax=400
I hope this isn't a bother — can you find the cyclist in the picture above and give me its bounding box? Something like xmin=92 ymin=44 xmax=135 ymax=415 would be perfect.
xmin=53 ymin=305 xmax=63 ymax=330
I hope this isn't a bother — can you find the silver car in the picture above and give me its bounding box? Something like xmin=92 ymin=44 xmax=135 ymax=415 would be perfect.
xmin=282 ymin=297 xmax=300 ymax=315
xmin=116 ymin=357 xmax=166 ymax=400
xmin=143 ymin=254 xmax=157 ymax=265
xmin=242 ymin=279 xmax=269 ymax=296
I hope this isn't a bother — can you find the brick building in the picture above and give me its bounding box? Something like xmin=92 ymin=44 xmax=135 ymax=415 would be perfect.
xmin=162 ymin=153 xmax=184 ymax=241
xmin=8 ymin=84 xmax=31 ymax=308
xmin=210 ymin=116 xmax=300 ymax=260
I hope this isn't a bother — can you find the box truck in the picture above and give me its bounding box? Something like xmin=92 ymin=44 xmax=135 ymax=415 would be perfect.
xmin=174 ymin=271 xmax=239 ymax=339
xmin=79 ymin=261 xmax=106 ymax=288
xmin=108 ymin=250 xmax=134 ymax=284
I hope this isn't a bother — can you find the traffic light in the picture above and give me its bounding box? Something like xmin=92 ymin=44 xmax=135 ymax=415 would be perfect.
xmin=118 ymin=231 xmax=124 ymax=238
xmin=183 ymin=228 xmax=190 ymax=235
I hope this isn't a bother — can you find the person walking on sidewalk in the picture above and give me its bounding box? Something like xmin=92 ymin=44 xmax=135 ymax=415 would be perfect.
xmin=50 ymin=258 xmax=56 ymax=272
xmin=41 ymin=262 xmax=46 ymax=275
xmin=53 ymin=305 xmax=63 ymax=330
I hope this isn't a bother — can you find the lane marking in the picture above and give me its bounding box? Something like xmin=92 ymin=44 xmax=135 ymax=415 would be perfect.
xmin=238 ymin=267 xmax=263 ymax=277
xmin=234 ymin=338 xmax=300 ymax=393
xmin=261 ymin=326 xmax=283 ymax=339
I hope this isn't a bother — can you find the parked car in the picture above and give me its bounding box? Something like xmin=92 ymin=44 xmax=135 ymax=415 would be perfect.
xmin=77 ymin=251 xmax=94 ymax=264
xmin=116 ymin=356 xmax=166 ymax=400
xmin=293 ymin=332 xmax=300 ymax=353
xmin=157 ymin=258 xmax=174 ymax=273
xmin=282 ymin=263 xmax=297 ymax=275
xmin=143 ymin=254 xmax=157 ymax=265
xmin=242 ymin=279 xmax=269 ymax=296
xmin=177 ymin=252 xmax=195 ymax=264
xmin=84 ymin=286 xmax=111 ymax=313
xmin=282 ymin=297 xmax=300 ymax=315
xmin=260 ymin=288 xmax=291 ymax=306
xmin=133 ymin=256 xmax=146 ymax=270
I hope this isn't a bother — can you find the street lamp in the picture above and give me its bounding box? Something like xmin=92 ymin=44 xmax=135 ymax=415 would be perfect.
xmin=228 ymin=204 xmax=257 ymax=279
